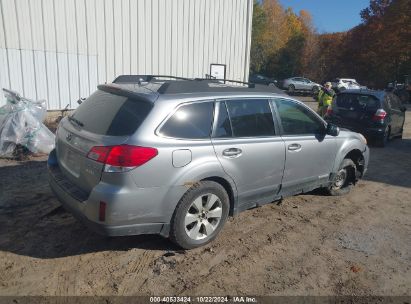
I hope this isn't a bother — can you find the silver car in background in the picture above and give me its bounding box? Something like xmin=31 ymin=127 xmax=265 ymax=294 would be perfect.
xmin=281 ymin=77 xmax=321 ymax=95
xmin=48 ymin=76 xmax=369 ymax=249
xmin=331 ymin=78 xmax=367 ymax=92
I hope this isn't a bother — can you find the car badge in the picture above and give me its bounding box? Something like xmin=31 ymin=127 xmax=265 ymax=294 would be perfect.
xmin=66 ymin=133 xmax=72 ymax=141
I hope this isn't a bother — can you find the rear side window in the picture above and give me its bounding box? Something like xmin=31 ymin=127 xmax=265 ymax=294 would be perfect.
xmin=159 ymin=102 xmax=214 ymax=139
xmin=336 ymin=94 xmax=380 ymax=111
xmin=225 ymin=99 xmax=275 ymax=137
xmin=70 ymin=90 xmax=152 ymax=136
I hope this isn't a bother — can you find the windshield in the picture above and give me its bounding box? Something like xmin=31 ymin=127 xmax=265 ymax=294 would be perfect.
xmin=70 ymin=90 xmax=152 ymax=136
xmin=336 ymin=93 xmax=380 ymax=111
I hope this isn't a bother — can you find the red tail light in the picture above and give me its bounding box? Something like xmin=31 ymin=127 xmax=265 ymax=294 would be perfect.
xmin=87 ymin=146 xmax=111 ymax=162
xmin=372 ymin=109 xmax=387 ymax=122
xmin=87 ymin=145 xmax=158 ymax=172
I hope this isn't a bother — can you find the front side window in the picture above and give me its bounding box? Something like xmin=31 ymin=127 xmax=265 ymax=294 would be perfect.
xmin=159 ymin=102 xmax=214 ymax=139
xmin=275 ymin=99 xmax=324 ymax=135
xmin=224 ymin=99 xmax=275 ymax=137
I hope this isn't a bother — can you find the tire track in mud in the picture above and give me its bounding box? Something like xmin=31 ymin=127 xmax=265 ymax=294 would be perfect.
xmin=141 ymin=192 xmax=366 ymax=295
xmin=2 ymin=126 xmax=411 ymax=296
xmin=55 ymin=266 xmax=79 ymax=295
xmin=119 ymin=250 xmax=159 ymax=295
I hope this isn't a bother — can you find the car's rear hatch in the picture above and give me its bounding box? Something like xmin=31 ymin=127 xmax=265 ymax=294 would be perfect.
xmin=332 ymin=93 xmax=380 ymax=131
xmin=55 ymin=88 xmax=153 ymax=194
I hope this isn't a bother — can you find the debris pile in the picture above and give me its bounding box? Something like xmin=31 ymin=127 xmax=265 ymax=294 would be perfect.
xmin=0 ymin=89 xmax=55 ymax=158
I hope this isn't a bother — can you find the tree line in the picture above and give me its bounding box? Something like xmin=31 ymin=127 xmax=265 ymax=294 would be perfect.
xmin=250 ymin=0 xmax=411 ymax=89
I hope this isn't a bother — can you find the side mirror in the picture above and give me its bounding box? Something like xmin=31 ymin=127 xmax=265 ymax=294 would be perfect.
xmin=77 ymin=97 xmax=85 ymax=105
xmin=400 ymin=106 xmax=407 ymax=112
xmin=326 ymin=123 xmax=340 ymax=136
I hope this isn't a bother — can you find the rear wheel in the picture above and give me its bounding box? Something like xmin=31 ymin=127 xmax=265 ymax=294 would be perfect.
xmin=327 ymin=158 xmax=356 ymax=196
xmin=169 ymin=181 xmax=229 ymax=249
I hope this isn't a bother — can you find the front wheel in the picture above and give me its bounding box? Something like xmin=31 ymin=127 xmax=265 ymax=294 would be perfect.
xmin=169 ymin=181 xmax=229 ymax=249
xmin=288 ymin=84 xmax=295 ymax=94
xmin=327 ymin=159 xmax=356 ymax=196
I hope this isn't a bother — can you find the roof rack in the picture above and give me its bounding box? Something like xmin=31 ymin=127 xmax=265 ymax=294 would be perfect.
xmin=113 ymin=75 xmax=191 ymax=84
xmin=111 ymin=75 xmax=284 ymax=95
xmin=194 ymin=78 xmax=256 ymax=88
xmin=158 ymin=79 xmax=284 ymax=95
xmin=113 ymin=75 xmax=256 ymax=87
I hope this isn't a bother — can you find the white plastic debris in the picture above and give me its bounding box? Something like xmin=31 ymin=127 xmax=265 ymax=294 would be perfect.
xmin=0 ymin=89 xmax=55 ymax=157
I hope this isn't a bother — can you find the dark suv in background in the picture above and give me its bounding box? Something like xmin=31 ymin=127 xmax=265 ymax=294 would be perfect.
xmin=325 ymin=90 xmax=406 ymax=147
xmin=249 ymin=74 xmax=278 ymax=87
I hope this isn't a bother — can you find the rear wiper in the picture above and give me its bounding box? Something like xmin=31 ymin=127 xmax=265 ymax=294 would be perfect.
xmin=68 ymin=115 xmax=84 ymax=127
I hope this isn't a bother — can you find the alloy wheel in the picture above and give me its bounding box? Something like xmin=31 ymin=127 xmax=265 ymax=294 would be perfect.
xmin=184 ymin=193 xmax=223 ymax=240
xmin=332 ymin=168 xmax=348 ymax=190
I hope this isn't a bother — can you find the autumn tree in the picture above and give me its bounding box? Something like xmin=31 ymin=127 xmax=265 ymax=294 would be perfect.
xmin=250 ymin=1 xmax=317 ymax=79
xmin=314 ymin=0 xmax=410 ymax=87
xmin=250 ymin=0 xmax=410 ymax=88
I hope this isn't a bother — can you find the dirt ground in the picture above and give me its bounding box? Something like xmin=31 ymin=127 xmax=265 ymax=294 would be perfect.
xmin=0 ymin=99 xmax=410 ymax=296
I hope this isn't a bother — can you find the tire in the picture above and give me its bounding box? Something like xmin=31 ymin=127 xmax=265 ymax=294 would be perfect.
xmin=288 ymin=84 xmax=295 ymax=94
xmin=169 ymin=181 xmax=230 ymax=249
xmin=376 ymin=126 xmax=390 ymax=147
xmin=327 ymin=158 xmax=356 ymax=196
xmin=312 ymin=86 xmax=319 ymax=95
xmin=268 ymin=82 xmax=276 ymax=87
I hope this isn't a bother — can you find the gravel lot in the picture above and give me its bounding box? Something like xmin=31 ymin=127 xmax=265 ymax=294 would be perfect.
xmin=0 ymin=97 xmax=410 ymax=296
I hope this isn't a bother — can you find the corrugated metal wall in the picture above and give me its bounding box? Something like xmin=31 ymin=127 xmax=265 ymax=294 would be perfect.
xmin=0 ymin=0 xmax=253 ymax=110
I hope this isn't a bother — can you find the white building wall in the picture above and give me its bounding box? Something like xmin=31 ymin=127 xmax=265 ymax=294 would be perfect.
xmin=0 ymin=0 xmax=253 ymax=110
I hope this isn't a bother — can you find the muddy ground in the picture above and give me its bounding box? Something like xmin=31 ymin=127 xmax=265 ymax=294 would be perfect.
xmin=0 ymin=99 xmax=410 ymax=296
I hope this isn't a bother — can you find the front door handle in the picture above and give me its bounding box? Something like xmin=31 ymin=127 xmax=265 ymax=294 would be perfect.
xmin=288 ymin=143 xmax=302 ymax=151
xmin=222 ymin=148 xmax=242 ymax=158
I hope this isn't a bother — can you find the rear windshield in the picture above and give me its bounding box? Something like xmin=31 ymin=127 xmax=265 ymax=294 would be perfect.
xmin=336 ymin=94 xmax=380 ymax=111
xmin=70 ymin=90 xmax=152 ymax=136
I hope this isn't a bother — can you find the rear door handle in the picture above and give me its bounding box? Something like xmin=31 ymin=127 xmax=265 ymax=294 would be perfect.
xmin=222 ymin=148 xmax=242 ymax=158
xmin=288 ymin=143 xmax=302 ymax=151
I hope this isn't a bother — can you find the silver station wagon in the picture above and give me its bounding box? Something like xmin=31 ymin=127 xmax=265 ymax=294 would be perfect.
xmin=48 ymin=75 xmax=369 ymax=249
